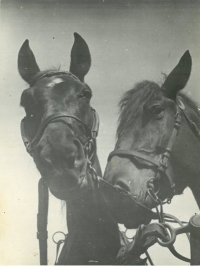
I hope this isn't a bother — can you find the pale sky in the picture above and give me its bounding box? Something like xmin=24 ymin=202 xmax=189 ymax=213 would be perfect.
xmin=0 ymin=0 xmax=200 ymax=265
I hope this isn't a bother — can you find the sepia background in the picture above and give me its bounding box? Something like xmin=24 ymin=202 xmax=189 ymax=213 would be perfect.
xmin=0 ymin=0 xmax=200 ymax=264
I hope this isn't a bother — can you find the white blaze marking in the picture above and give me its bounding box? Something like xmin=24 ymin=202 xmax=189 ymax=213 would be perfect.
xmin=47 ymin=78 xmax=64 ymax=87
xmin=54 ymin=78 xmax=64 ymax=84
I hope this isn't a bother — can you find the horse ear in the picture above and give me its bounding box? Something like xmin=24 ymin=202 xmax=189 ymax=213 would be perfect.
xmin=18 ymin=40 xmax=40 ymax=84
xmin=162 ymin=51 xmax=192 ymax=100
xmin=69 ymin=33 xmax=91 ymax=82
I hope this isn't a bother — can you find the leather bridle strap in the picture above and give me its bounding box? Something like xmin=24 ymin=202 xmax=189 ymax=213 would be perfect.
xmin=37 ymin=178 xmax=49 ymax=265
xmin=108 ymin=150 xmax=160 ymax=167
xmin=153 ymin=108 xmax=182 ymax=191
xmin=97 ymin=176 xmax=158 ymax=219
xmin=21 ymin=110 xmax=99 ymax=156
xmin=29 ymin=70 xmax=80 ymax=86
xmin=32 ymin=113 xmax=91 ymax=147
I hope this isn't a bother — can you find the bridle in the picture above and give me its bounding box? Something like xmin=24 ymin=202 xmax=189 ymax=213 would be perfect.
xmin=21 ymin=71 xmax=100 ymax=200
xmin=108 ymin=110 xmax=180 ymax=204
xmin=20 ymin=71 xmax=100 ymax=265
xmin=101 ymin=96 xmax=200 ymax=222
xmin=101 ymin=96 xmax=200 ymax=264
xmin=21 ymin=111 xmax=99 ymax=157
xmin=21 ymin=71 xmax=99 ymax=157
xmin=107 ymin=97 xmax=195 ymax=204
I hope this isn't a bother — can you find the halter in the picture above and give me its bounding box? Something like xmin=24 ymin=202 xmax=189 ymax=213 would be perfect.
xmin=20 ymin=71 xmax=100 ymax=265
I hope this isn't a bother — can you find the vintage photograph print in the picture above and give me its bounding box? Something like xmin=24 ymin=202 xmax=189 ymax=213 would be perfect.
xmin=1 ymin=0 xmax=200 ymax=265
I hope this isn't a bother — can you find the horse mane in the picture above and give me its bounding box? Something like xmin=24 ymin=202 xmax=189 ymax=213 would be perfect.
xmin=117 ymin=80 xmax=160 ymax=137
xmin=179 ymin=93 xmax=200 ymax=118
xmin=117 ymin=80 xmax=200 ymax=138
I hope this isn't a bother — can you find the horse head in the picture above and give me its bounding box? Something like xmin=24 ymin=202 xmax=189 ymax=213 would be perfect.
xmin=102 ymin=51 xmax=200 ymax=229
xmin=19 ymin=33 xmax=101 ymax=200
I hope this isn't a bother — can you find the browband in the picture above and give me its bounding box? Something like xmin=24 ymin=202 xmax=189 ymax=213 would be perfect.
xmin=30 ymin=71 xmax=80 ymax=87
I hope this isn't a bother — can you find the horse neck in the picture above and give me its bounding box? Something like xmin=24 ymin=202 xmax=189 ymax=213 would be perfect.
xmin=65 ymin=154 xmax=121 ymax=263
xmin=172 ymin=105 xmax=200 ymax=207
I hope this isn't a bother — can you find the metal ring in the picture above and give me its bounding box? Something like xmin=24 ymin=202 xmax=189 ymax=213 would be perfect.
xmin=125 ymin=229 xmax=135 ymax=240
xmin=157 ymin=223 xmax=176 ymax=247
xmin=52 ymin=231 xmax=66 ymax=244
xmin=147 ymin=188 xmax=159 ymax=204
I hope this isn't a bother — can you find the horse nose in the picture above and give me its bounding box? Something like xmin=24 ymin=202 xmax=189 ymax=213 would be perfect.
xmin=36 ymin=136 xmax=85 ymax=169
xmin=147 ymin=178 xmax=159 ymax=194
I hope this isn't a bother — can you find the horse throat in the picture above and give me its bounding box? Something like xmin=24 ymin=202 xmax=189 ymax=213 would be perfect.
xmin=57 ymin=160 xmax=121 ymax=265
xmin=171 ymin=110 xmax=200 ymax=207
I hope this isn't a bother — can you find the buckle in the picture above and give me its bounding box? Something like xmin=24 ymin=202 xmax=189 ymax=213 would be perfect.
xmin=37 ymin=231 xmax=48 ymax=240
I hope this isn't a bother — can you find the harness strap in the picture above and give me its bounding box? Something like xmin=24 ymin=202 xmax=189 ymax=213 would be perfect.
xmin=98 ymin=176 xmax=158 ymax=219
xmin=107 ymin=149 xmax=173 ymax=196
xmin=117 ymin=223 xmax=168 ymax=265
xmin=155 ymin=108 xmax=181 ymax=193
xmin=108 ymin=150 xmax=160 ymax=167
xmin=37 ymin=178 xmax=49 ymax=265
xmin=30 ymin=71 xmax=80 ymax=86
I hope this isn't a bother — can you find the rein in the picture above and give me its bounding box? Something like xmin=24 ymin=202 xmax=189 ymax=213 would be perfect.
xmin=20 ymin=71 xmax=100 ymax=265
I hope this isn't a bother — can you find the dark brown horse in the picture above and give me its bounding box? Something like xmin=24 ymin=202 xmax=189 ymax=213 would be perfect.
xmin=18 ymin=33 xmax=122 ymax=264
xmin=102 ymin=51 xmax=200 ymax=229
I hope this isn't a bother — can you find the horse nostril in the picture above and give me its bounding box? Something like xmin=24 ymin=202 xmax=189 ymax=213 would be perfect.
xmin=39 ymin=146 xmax=52 ymax=165
xmin=115 ymin=180 xmax=131 ymax=193
xmin=147 ymin=178 xmax=159 ymax=194
xmin=153 ymin=179 xmax=160 ymax=194
xmin=65 ymin=154 xmax=76 ymax=168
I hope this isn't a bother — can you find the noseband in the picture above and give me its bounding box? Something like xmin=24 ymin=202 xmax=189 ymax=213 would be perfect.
xmin=21 ymin=110 xmax=99 ymax=157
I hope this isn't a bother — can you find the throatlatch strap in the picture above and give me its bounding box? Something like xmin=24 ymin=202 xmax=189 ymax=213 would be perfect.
xmin=37 ymin=178 xmax=49 ymax=265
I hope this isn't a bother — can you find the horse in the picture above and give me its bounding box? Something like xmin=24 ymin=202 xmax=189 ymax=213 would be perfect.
xmin=102 ymin=50 xmax=200 ymax=230
xmin=18 ymin=33 xmax=122 ymax=265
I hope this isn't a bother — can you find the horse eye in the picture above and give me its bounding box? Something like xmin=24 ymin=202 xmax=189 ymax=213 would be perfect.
xmin=25 ymin=108 xmax=35 ymax=119
xmin=82 ymin=90 xmax=92 ymax=99
xmin=152 ymin=105 xmax=164 ymax=118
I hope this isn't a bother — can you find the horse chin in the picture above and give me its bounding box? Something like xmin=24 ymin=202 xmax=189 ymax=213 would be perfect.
xmin=101 ymin=189 xmax=154 ymax=229
xmin=42 ymin=170 xmax=81 ymax=200
xmin=124 ymin=215 xmax=152 ymax=229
